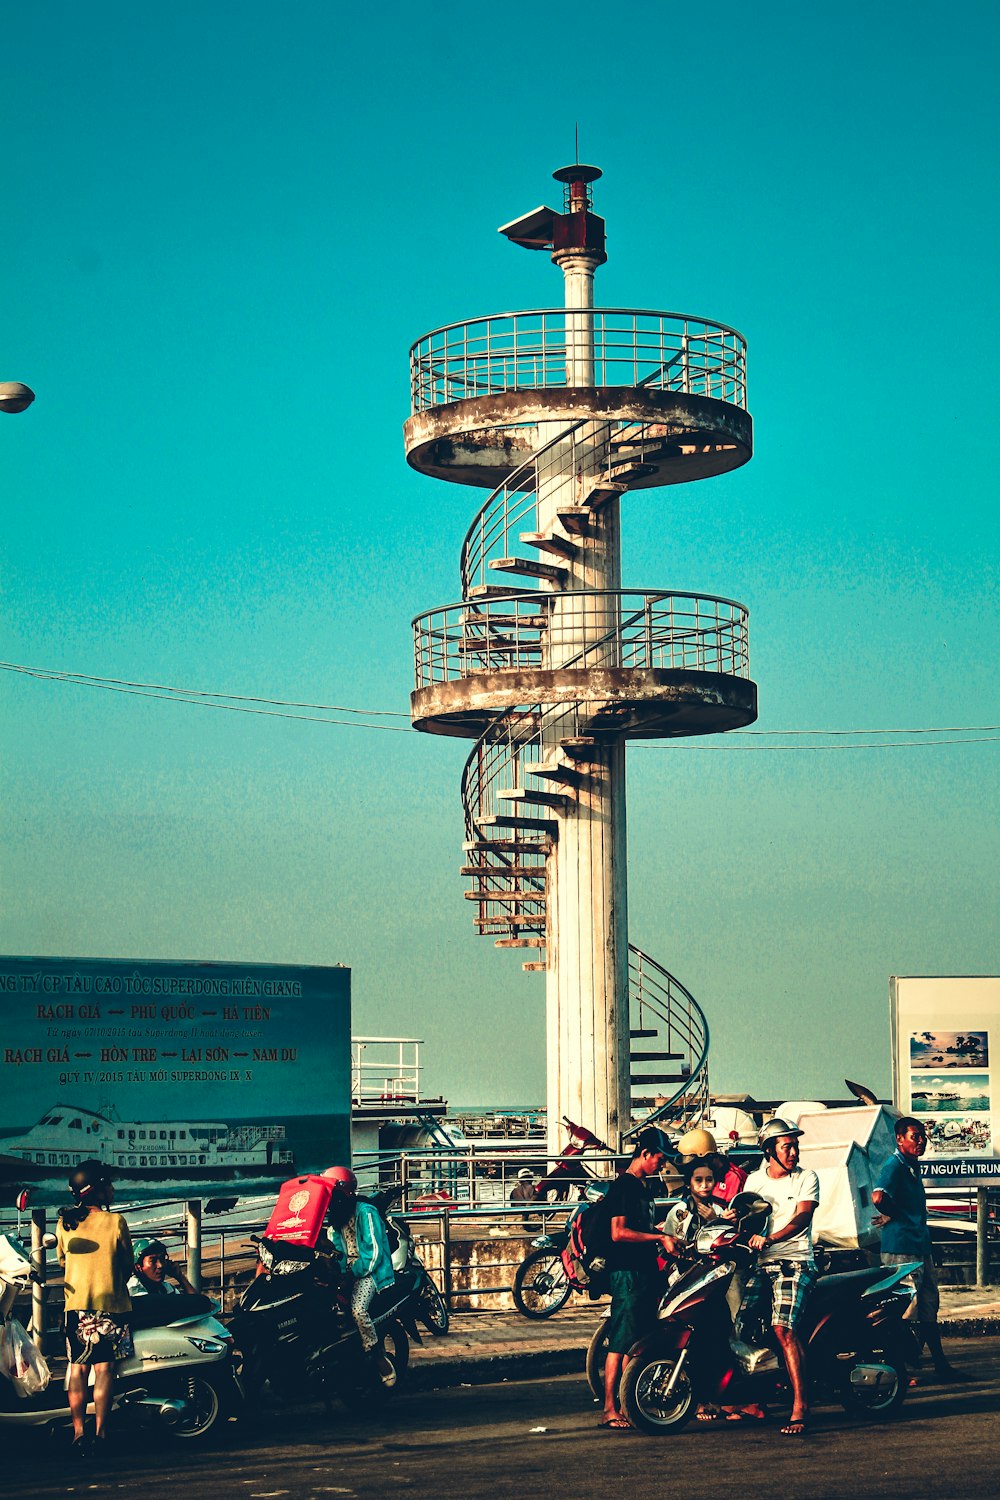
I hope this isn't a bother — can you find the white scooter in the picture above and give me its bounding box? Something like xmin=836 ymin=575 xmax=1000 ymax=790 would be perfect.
xmin=0 ymin=1231 xmax=241 ymax=1440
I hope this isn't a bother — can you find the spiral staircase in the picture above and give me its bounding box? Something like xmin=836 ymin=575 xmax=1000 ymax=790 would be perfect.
xmin=407 ymin=167 xmax=757 ymax=1147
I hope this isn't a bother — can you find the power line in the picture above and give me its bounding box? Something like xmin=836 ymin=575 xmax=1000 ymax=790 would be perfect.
xmin=641 ymin=736 xmax=1000 ymax=751
xmin=0 ymin=661 xmax=410 ymax=716
xmin=2 ymin=659 xmax=998 ymax=748
xmin=0 ymin=662 xmax=411 ymax=733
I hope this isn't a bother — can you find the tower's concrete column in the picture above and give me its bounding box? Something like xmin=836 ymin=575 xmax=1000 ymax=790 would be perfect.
xmin=539 ymin=245 xmax=630 ymax=1156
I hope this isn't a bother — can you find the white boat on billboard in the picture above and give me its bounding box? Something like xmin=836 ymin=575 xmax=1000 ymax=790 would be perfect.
xmin=3 ymin=1102 xmax=294 ymax=1181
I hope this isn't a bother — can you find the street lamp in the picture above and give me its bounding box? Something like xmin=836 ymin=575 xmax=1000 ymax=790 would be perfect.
xmin=0 ymin=381 xmax=35 ymax=414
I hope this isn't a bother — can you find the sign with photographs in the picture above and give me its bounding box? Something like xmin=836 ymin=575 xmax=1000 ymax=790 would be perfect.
xmin=890 ymin=976 xmax=1000 ymax=1183
xmin=0 ymin=956 xmax=351 ymax=1206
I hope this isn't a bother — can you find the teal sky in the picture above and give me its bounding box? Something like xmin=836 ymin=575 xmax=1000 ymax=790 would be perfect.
xmin=3 ymin=2 xmax=998 ymax=1108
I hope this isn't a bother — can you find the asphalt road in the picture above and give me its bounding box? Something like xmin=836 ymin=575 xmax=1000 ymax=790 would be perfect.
xmin=8 ymin=1338 xmax=1000 ymax=1500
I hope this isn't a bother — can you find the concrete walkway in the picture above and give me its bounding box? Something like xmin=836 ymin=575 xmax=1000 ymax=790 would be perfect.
xmin=409 ymin=1285 xmax=1000 ymax=1390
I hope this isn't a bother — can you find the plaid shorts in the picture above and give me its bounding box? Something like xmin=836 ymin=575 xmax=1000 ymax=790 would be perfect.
xmin=737 ymin=1260 xmax=817 ymax=1335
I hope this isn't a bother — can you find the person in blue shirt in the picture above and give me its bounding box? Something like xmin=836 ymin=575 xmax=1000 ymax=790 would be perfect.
xmin=873 ymin=1116 xmax=961 ymax=1382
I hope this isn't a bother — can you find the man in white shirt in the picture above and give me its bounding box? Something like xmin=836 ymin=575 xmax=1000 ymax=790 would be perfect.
xmin=738 ymin=1118 xmax=819 ymax=1437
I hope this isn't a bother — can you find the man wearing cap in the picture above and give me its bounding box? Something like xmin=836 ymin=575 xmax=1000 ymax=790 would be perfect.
xmin=509 ymin=1168 xmax=540 ymax=1231
xmin=128 ymin=1239 xmax=196 ymax=1298
xmin=738 ymin=1119 xmax=819 ymax=1436
xmin=601 ymin=1127 xmax=678 ymax=1430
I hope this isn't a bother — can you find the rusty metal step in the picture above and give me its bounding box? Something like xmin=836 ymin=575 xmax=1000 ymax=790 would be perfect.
xmin=476 ymin=815 xmax=559 ymax=836
xmin=520 ymin=531 xmax=579 ymax=561
xmin=489 ymin=556 xmax=568 ymax=586
xmin=630 ymin=1073 xmax=689 ymax=1085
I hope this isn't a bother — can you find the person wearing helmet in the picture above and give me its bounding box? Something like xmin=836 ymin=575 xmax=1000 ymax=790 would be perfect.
xmin=322 ymin=1166 xmax=395 ymax=1354
xmin=56 ymin=1160 xmax=134 ymax=1457
xmin=127 ymin=1238 xmax=195 ymax=1298
xmin=600 ymin=1127 xmax=679 ymax=1431
xmin=737 ymin=1119 xmax=819 ymax=1436
xmin=676 ymin=1126 xmax=748 ymax=1205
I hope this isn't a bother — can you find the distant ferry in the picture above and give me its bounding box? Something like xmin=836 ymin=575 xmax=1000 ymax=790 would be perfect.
xmin=3 ymin=1102 xmax=294 ymax=1180
xmin=911 ymin=1089 xmax=960 ymax=1103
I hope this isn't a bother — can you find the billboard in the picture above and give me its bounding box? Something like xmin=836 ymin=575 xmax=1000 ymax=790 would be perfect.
xmin=0 ymin=956 xmax=351 ymax=1206
xmin=890 ymin=976 xmax=1000 ymax=1184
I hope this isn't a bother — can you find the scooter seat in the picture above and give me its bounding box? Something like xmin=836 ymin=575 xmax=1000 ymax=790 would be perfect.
xmin=128 ymin=1292 xmax=215 ymax=1331
xmin=811 ymin=1266 xmax=888 ymax=1302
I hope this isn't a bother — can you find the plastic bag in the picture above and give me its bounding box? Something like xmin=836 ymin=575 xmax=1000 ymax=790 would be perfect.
xmin=0 ymin=1318 xmax=51 ymax=1397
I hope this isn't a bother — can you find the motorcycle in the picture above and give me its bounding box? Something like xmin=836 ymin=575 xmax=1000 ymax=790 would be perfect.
xmin=229 ymin=1234 xmax=413 ymax=1412
xmin=372 ymin=1189 xmax=449 ymax=1337
xmin=533 ymin=1117 xmax=610 ymax=1202
xmin=611 ymin=1197 xmax=921 ymax=1434
xmin=0 ymin=1231 xmax=240 ymax=1441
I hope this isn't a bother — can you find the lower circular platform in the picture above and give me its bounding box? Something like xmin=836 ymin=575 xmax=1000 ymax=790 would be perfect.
xmin=410 ymin=667 xmax=757 ymax=740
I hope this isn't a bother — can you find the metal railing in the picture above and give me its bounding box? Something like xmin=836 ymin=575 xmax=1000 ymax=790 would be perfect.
xmin=460 ymin=706 xmax=549 ymax=940
xmin=625 ymin=945 xmax=710 ymax=1136
xmin=410 ymin=307 xmax=747 ymax=412
xmin=352 ymin=1036 xmax=425 ymax=1105
xmin=459 ymin=414 xmax=594 ymax=596
xmin=414 ymin=589 xmax=751 ymax=690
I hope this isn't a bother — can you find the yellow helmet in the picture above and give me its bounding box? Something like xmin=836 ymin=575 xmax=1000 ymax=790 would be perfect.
xmin=676 ymin=1127 xmax=717 ymax=1158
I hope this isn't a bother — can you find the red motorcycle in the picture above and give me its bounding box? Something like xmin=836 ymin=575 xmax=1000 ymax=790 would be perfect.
xmin=608 ymin=1196 xmax=920 ymax=1434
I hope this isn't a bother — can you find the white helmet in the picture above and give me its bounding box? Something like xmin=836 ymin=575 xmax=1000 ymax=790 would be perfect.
xmin=758 ymin=1117 xmax=804 ymax=1157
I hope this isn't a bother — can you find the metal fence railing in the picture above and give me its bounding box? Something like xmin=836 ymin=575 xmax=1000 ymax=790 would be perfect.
xmin=414 ymin=589 xmax=751 ymax=690
xmin=8 ymin=1164 xmax=996 ymax=1349
xmin=409 ymin=308 xmax=748 ymax=412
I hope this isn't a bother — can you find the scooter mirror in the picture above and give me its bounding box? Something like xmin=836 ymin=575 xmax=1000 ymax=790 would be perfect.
xmin=728 ymin=1193 xmax=771 ymax=1239
xmin=42 ymin=1233 xmax=58 ymax=1249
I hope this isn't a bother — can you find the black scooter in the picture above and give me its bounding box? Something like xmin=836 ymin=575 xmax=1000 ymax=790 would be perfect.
xmin=229 ymin=1236 xmax=416 ymax=1413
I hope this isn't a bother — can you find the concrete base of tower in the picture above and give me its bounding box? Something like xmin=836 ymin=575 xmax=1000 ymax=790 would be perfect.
xmin=410 ymin=668 xmax=757 ymax=739
xmin=404 ymin=386 xmax=752 ymax=490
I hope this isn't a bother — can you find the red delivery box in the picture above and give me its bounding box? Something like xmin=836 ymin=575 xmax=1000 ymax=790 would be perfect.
xmin=265 ymin=1174 xmax=334 ymax=1246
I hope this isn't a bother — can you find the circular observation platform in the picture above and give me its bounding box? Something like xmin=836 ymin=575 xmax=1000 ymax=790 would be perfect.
xmin=403 ymin=308 xmax=752 ymax=489
xmin=410 ymin=589 xmax=758 ymax=739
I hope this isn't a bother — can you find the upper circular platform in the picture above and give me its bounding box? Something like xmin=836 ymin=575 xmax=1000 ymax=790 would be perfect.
xmin=404 ymin=307 xmax=751 ymax=488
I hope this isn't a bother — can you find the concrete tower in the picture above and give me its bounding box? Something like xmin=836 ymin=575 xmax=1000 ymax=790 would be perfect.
xmin=406 ymin=165 xmax=756 ymax=1153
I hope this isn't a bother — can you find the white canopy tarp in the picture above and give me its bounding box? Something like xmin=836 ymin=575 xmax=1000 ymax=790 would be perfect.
xmin=797 ymin=1105 xmax=897 ymax=1183
xmin=798 ymin=1138 xmax=878 ymax=1249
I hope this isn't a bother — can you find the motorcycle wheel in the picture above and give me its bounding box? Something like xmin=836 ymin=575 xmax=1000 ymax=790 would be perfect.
xmin=168 ymin=1371 xmax=232 ymax=1441
xmin=585 ymin=1320 xmax=610 ymax=1400
xmin=619 ymin=1353 xmax=695 ymax=1435
xmin=418 ymin=1278 xmax=450 ymax=1336
xmin=839 ymin=1356 xmax=907 ymax=1420
xmin=512 ymin=1248 xmax=572 ymax=1319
